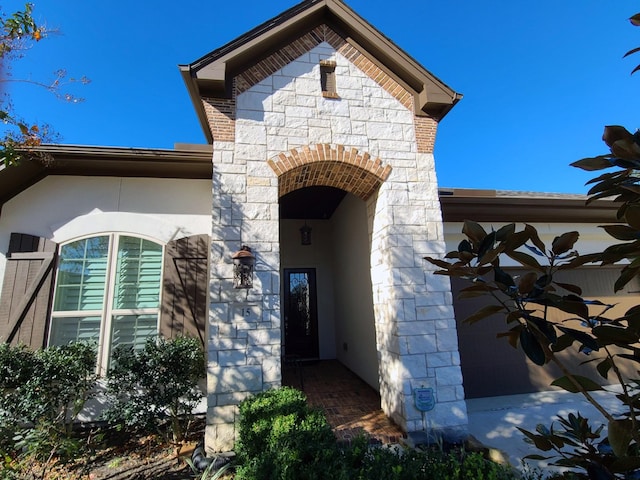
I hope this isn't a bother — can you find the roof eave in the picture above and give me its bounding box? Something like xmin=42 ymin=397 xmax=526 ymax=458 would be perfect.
xmin=0 ymin=144 xmax=214 ymax=212
xmin=179 ymin=65 xmax=214 ymax=144
xmin=439 ymin=189 xmax=618 ymax=224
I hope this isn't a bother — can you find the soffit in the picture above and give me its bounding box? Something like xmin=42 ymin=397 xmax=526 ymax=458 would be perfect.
xmin=180 ymin=0 xmax=461 ymax=143
xmin=0 ymin=144 xmax=213 ymax=212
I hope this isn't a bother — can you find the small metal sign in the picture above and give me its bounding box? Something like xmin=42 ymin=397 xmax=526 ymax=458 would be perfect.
xmin=414 ymin=387 xmax=435 ymax=412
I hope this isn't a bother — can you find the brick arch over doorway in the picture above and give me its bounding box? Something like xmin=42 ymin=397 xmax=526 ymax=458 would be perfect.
xmin=267 ymin=144 xmax=392 ymax=200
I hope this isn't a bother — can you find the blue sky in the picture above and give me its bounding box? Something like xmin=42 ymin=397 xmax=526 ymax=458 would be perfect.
xmin=2 ymin=0 xmax=639 ymax=194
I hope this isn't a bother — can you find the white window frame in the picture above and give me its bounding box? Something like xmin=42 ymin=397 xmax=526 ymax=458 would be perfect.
xmin=48 ymin=233 xmax=165 ymax=374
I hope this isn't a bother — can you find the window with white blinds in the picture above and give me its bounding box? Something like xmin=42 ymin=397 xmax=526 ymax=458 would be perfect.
xmin=49 ymin=234 xmax=163 ymax=371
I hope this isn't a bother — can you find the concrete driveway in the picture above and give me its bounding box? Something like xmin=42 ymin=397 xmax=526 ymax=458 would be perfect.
xmin=466 ymin=388 xmax=624 ymax=471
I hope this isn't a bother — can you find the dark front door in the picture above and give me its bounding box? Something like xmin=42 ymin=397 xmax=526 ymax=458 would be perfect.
xmin=283 ymin=268 xmax=318 ymax=358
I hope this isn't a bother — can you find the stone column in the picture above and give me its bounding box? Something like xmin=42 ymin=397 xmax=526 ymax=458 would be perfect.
xmin=205 ymin=140 xmax=282 ymax=453
xmin=370 ymin=152 xmax=468 ymax=443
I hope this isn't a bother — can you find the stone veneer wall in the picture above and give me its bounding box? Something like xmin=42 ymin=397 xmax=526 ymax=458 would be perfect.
xmin=205 ymin=27 xmax=466 ymax=453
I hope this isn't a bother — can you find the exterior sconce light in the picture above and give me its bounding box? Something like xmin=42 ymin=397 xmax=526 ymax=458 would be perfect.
xmin=300 ymin=222 xmax=312 ymax=246
xmin=232 ymin=245 xmax=255 ymax=289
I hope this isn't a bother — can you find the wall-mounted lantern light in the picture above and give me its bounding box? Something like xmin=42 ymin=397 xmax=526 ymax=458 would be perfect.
xmin=300 ymin=222 xmax=312 ymax=246
xmin=232 ymin=245 xmax=255 ymax=289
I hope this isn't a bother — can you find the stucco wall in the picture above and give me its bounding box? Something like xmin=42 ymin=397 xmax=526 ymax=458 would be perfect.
xmin=0 ymin=176 xmax=213 ymax=289
xmin=444 ymin=222 xmax=620 ymax=263
xmin=331 ymin=194 xmax=379 ymax=390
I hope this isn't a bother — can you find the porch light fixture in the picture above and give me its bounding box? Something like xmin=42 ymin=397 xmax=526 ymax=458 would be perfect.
xmin=232 ymin=245 xmax=255 ymax=289
xmin=300 ymin=222 xmax=312 ymax=246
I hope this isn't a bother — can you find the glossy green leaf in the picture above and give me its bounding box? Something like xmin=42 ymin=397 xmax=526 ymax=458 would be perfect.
xmin=477 ymin=231 xmax=497 ymax=263
xmin=608 ymin=419 xmax=633 ymax=458
xmin=462 ymin=220 xmax=487 ymax=246
xmin=614 ymin=266 xmax=640 ymax=292
xmin=502 ymin=230 xmax=531 ymax=252
xmin=478 ymin=245 xmax=503 ymax=266
xmin=457 ymin=283 xmax=498 ymax=299
xmin=554 ymin=282 xmax=582 ymax=295
xmin=527 ymin=315 xmax=557 ymax=344
xmin=494 ymin=223 xmax=515 ymax=242
xmin=554 ymin=295 xmax=590 ymax=320
xmin=493 ymin=266 xmax=515 ymax=291
xmin=525 ymin=224 xmax=546 ymax=255
xmin=551 ymin=333 xmax=575 ymax=352
xmin=423 ymin=257 xmax=452 ymax=270
xmin=517 ymin=427 xmax=554 ymax=451
xmin=506 ymin=250 xmax=543 ymax=271
xmin=518 ymin=272 xmax=538 ymax=295
xmin=463 ymin=304 xmax=504 ymax=325
xmin=557 ymin=326 xmax=599 ymax=352
xmin=600 ymin=224 xmax=640 ymax=241
xmin=593 ymin=325 xmax=639 ymax=346
xmin=596 ymin=358 xmax=612 ymax=379
xmin=570 ymin=155 xmax=614 ymax=171
xmin=497 ymin=326 xmax=521 ymax=349
xmin=551 ymin=232 xmax=579 ymax=255
xmin=551 ymin=375 xmax=602 ymax=393
xmin=625 ymin=204 xmax=640 ymax=230
xmin=458 ymin=239 xmax=473 ymax=253
xmin=520 ymin=328 xmax=546 ymax=366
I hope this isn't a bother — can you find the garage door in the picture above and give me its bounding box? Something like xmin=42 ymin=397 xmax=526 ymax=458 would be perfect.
xmin=453 ymin=266 xmax=640 ymax=398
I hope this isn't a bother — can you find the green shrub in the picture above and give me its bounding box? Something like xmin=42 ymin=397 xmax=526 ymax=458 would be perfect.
xmin=235 ymin=387 xmax=339 ymax=480
xmin=104 ymin=336 xmax=205 ymax=443
xmin=0 ymin=342 xmax=96 ymax=430
xmin=0 ymin=341 xmax=97 ymax=467
xmin=234 ymin=387 xmax=518 ymax=480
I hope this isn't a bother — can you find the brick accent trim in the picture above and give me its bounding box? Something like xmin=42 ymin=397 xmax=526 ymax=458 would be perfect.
xmin=235 ymin=25 xmax=414 ymax=113
xmin=201 ymin=26 xmax=439 ymax=151
xmin=202 ymin=97 xmax=236 ymax=143
xmin=414 ymin=116 xmax=438 ymax=154
xmin=268 ymin=144 xmax=392 ymax=200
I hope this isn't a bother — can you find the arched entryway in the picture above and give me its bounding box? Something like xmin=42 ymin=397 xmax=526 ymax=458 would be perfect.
xmin=272 ymin=145 xmax=390 ymax=389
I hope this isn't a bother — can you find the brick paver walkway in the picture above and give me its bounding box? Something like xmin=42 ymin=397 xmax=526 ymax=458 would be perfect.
xmin=282 ymin=360 xmax=406 ymax=444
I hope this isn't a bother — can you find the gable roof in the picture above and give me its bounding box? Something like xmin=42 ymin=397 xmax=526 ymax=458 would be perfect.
xmin=179 ymin=0 xmax=462 ymax=143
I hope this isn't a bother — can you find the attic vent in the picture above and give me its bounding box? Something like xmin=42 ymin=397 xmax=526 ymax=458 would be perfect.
xmin=319 ymin=60 xmax=339 ymax=99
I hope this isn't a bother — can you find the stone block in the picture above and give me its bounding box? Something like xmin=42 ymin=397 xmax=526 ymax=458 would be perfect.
xmin=247 ymin=328 xmax=280 ymax=346
xmin=237 ymin=91 xmax=271 ymax=113
xmin=208 ymin=364 xmax=263 ymax=394
xmin=281 ymin=58 xmax=313 ymax=77
xmin=293 ymin=77 xmax=318 ymax=95
xmin=402 ymin=354 xmax=428 ymax=379
xmin=207 ymin=404 xmax=236 ymax=424
xmin=218 ymin=350 xmax=247 ymax=366
xmin=262 ymin=357 xmax=282 ymax=383
xmin=396 ymin=320 xmax=435 ymax=337
xmin=236 ymin=123 xmax=267 ymax=145
xmin=436 ymin=329 xmax=459 ymax=352
xmin=406 ymin=335 xmax=437 ymax=355
xmin=426 ymin=352 xmax=452 ymax=368
xmin=205 ymin=424 xmax=235 ymax=454
xmin=435 ymin=366 xmax=463 ymax=387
